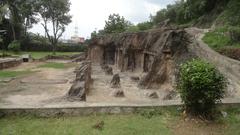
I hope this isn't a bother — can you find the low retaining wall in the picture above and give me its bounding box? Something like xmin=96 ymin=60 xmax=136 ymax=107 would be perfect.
xmin=0 ymin=98 xmax=240 ymax=117
xmin=0 ymin=105 xmax=180 ymax=118
xmin=0 ymin=58 xmax=22 ymax=70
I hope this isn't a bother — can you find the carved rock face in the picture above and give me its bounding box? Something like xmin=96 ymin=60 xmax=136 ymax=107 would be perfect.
xmin=110 ymin=74 xmax=121 ymax=88
xmin=90 ymin=28 xmax=193 ymax=90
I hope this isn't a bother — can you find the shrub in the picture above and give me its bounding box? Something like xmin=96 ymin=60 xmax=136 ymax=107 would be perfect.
xmin=8 ymin=40 xmax=21 ymax=53
xmin=229 ymin=26 xmax=240 ymax=43
xmin=178 ymin=59 xmax=227 ymax=118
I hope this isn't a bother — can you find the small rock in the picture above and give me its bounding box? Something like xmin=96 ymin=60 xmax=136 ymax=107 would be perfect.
xmin=146 ymin=92 xmax=159 ymax=99
xmin=221 ymin=111 xmax=228 ymax=118
xmin=105 ymin=67 xmax=113 ymax=75
xmin=100 ymin=64 xmax=108 ymax=70
xmin=92 ymin=121 xmax=104 ymax=130
xmin=163 ymin=90 xmax=177 ymax=100
xmin=112 ymin=89 xmax=125 ymax=97
xmin=130 ymin=76 xmax=140 ymax=81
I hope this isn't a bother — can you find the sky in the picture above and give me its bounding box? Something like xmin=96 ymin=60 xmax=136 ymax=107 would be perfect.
xmin=29 ymin=0 xmax=175 ymax=39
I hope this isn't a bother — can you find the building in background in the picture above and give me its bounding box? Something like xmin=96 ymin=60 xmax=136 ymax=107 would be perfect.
xmin=70 ymin=36 xmax=85 ymax=44
xmin=60 ymin=24 xmax=85 ymax=44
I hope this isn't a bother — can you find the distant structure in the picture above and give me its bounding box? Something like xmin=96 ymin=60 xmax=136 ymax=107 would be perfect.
xmin=70 ymin=24 xmax=85 ymax=44
xmin=70 ymin=36 xmax=85 ymax=44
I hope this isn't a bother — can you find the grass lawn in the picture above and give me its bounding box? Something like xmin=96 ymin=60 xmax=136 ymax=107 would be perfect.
xmin=28 ymin=52 xmax=81 ymax=59
xmin=38 ymin=62 xmax=76 ymax=69
xmin=0 ymin=109 xmax=175 ymax=135
xmin=0 ymin=70 xmax=35 ymax=78
xmin=4 ymin=51 xmax=81 ymax=59
xmin=0 ymin=108 xmax=240 ymax=135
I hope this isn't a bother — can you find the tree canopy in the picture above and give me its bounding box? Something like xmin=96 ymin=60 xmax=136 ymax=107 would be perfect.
xmin=104 ymin=13 xmax=132 ymax=34
xmin=38 ymin=0 xmax=72 ymax=54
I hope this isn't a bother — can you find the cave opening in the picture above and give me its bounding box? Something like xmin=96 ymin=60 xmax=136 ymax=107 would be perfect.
xmin=103 ymin=44 xmax=116 ymax=65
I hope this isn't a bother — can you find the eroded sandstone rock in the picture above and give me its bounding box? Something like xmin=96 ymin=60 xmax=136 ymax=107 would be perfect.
xmin=105 ymin=66 xmax=113 ymax=75
xmin=89 ymin=27 xmax=194 ymax=91
xmin=110 ymin=74 xmax=121 ymax=88
xmin=67 ymin=81 xmax=86 ymax=101
xmin=130 ymin=76 xmax=140 ymax=82
xmin=146 ymin=92 xmax=159 ymax=99
xmin=163 ymin=90 xmax=177 ymax=100
xmin=67 ymin=61 xmax=91 ymax=101
xmin=111 ymin=89 xmax=125 ymax=97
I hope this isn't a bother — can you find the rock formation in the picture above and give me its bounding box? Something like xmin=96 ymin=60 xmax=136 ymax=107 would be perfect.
xmin=89 ymin=27 xmax=195 ymax=91
xmin=87 ymin=27 xmax=240 ymax=98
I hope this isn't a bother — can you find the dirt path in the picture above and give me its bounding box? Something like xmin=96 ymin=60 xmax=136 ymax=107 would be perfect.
xmin=186 ymin=28 xmax=240 ymax=97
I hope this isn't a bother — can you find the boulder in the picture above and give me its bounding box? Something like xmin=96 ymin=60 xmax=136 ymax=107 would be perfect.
xmin=100 ymin=63 xmax=108 ymax=70
xmin=105 ymin=66 xmax=113 ymax=75
xmin=67 ymin=81 xmax=86 ymax=101
xmin=130 ymin=76 xmax=140 ymax=81
xmin=146 ymin=92 xmax=159 ymax=99
xmin=163 ymin=90 xmax=177 ymax=100
xmin=110 ymin=74 xmax=121 ymax=88
xmin=111 ymin=89 xmax=125 ymax=97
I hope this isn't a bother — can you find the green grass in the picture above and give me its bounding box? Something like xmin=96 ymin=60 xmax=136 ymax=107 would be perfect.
xmin=28 ymin=52 xmax=80 ymax=59
xmin=203 ymin=27 xmax=231 ymax=49
xmin=0 ymin=70 xmax=34 ymax=78
xmin=0 ymin=110 xmax=174 ymax=135
xmin=4 ymin=52 xmax=80 ymax=59
xmin=0 ymin=107 xmax=240 ymax=135
xmin=38 ymin=62 xmax=75 ymax=69
xmin=203 ymin=26 xmax=240 ymax=50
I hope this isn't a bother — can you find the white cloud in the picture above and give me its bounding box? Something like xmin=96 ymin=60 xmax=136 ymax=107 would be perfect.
xmin=29 ymin=0 xmax=175 ymax=39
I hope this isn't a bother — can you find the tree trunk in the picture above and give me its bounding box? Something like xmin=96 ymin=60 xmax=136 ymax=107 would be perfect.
xmin=52 ymin=42 xmax=56 ymax=55
xmin=11 ymin=23 xmax=16 ymax=40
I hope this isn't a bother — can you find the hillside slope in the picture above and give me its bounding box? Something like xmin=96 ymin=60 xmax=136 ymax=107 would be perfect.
xmin=187 ymin=28 xmax=240 ymax=97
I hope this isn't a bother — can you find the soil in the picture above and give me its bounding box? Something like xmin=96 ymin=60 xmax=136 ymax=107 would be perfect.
xmin=0 ymin=61 xmax=76 ymax=107
xmin=0 ymin=61 xmax=173 ymax=108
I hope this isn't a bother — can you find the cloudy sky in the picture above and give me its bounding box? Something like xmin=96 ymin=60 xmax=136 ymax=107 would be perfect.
xmin=30 ymin=0 xmax=175 ymax=39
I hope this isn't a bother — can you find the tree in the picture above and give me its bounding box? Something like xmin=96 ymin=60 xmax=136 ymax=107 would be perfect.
xmin=90 ymin=30 xmax=97 ymax=39
xmin=38 ymin=0 xmax=72 ymax=54
xmin=20 ymin=0 xmax=39 ymax=36
xmin=0 ymin=2 xmax=7 ymax=24
xmin=104 ymin=13 xmax=131 ymax=34
xmin=137 ymin=21 xmax=153 ymax=31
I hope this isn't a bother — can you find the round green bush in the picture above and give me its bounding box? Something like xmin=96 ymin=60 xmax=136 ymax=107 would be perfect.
xmin=178 ymin=59 xmax=227 ymax=117
xmin=8 ymin=40 xmax=21 ymax=53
